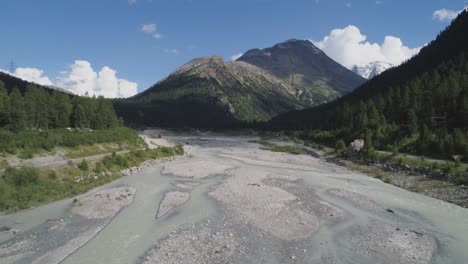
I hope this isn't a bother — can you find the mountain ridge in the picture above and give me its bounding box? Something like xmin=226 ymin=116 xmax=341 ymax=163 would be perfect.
xmin=237 ymin=39 xmax=366 ymax=105
xmin=115 ymin=56 xmax=305 ymax=128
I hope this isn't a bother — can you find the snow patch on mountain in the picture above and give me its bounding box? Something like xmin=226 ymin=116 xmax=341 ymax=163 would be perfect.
xmin=352 ymin=61 xmax=394 ymax=79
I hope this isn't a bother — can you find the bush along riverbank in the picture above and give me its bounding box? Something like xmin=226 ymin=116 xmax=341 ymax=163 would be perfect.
xmin=0 ymin=145 xmax=184 ymax=213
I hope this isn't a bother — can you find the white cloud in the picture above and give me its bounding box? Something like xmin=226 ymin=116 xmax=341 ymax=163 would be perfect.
xmin=312 ymin=25 xmax=420 ymax=68
xmin=164 ymin=48 xmax=180 ymax=55
xmin=128 ymin=0 xmax=137 ymax=5
xmin=15 ymin=68 xmax=54 ymax=86
xmin=345 ymin=3 xmax=351 ymax=8
xmin=433 ymin=7 xmax=466 ymax=21
xmin=141 ymin=24 xmax=156 ymax=34
xmin=376 ymin=0 xmax=383 ymax=5
xmin=4 ymin=67 xmax=54 ymax=86
xmin=141 ymin=23 xmax=162 ymax=39
xmin=56 ymin=60 xmax=138 ymax=98
xmin=230 ymin=53 xmax=243 ymax=61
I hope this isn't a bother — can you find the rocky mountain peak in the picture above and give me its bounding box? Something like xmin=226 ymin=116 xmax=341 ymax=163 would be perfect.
xmin=236 ymin=39 xmax=365 ymax=105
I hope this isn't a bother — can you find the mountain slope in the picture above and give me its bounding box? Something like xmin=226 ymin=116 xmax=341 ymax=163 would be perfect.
xmin=352 ymin=61 xmax=394 ymax=79
xmin=237 ymin=39 xmax=366 ymax=105
xmin=114 ymin=56 xmax=304 ymax=128
xmin=269 ymin=10 xmax=468 ymax=160
xmin=0 ymin=71 xmax=61 ymax=94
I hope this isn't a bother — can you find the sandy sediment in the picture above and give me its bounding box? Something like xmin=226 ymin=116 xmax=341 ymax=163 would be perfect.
xmin=162 ymin=160 xmax=234 ymax=179
xmin=157 ymin=191 xmax=190 ymax=218
xmin=72 ymin=187 xmax=135 ymax=219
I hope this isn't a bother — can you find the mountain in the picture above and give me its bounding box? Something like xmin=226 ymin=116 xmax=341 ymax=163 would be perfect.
xmin=114 ymin=56 xmax=305 ymax=128
xmin=352 ymin=61 xmax=394 ymax=79
xmin=237 ymin=39 xmax=366 ymax=105
xmin=269 ymin=10 xmax=468 ymax=160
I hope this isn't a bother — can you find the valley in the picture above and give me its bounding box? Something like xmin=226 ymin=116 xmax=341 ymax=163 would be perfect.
xmin=1 ymin=3 xmax=467 ymax=264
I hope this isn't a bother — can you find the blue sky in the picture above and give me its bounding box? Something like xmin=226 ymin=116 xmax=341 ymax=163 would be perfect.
xmin=1 ymin=0 xmax=466 ymax=97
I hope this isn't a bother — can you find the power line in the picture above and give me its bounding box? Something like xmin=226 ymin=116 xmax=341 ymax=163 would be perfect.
xmin=6 ymin=60 xmax=17 ymax=73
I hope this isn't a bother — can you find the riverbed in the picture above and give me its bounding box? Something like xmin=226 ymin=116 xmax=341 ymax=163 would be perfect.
xmin=1 ymin=132 xmax=467 ymax=264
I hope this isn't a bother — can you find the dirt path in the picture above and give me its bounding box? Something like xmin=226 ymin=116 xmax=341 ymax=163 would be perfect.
xmin=1 ymin=132 xmax=467 ymax=264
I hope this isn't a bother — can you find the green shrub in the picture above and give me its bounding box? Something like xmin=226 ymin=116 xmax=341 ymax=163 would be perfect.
xmin=3 ymin=166 xmax=39 ymax=187
xmin=335 ymin=139 xmax=346 ymax=157
xmin=174 ymin=145 xmax=184 ymax=155
xmin=78 ymin=159 xmax=89 ymax=171
xmin=48 ymin=170 xmax=58 ymax=180
xmin=453 ymin=172 xmax=468 ymax=185
xmin=94 ymin=162 xmax=105 ymax=174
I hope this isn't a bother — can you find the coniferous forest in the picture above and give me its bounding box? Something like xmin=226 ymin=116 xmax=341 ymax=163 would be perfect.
xmin=269 ymin=10 xmax=468 ymax=161
xmin=0 ymin=78 xmax=137 ymax=156
xmin=0 ymin=81 xmax=120 ymax=131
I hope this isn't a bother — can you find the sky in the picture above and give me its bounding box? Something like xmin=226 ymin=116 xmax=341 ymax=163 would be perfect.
xmin=1 ymin=0 xmax=467 ymax=98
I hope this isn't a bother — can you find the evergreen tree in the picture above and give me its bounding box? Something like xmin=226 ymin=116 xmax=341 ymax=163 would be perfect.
xmin=0 ymin=81 xmax=9 ymax=127
xmin=407 ymin=109 xmax=419 ymax=135
xmin=72 ymin=103 xmax=88 ymax=128
xmin=50 ymin=91 xmax=72 ymax=128
xmin=8 ymin=88 xmax=26 ymax=131
xmin=24 ymin=85 xmax=50 ymax=128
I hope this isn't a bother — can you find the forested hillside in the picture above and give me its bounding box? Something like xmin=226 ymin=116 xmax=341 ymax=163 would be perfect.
xmin=0 ymin=74 xmax=134 ymax=157
xmin=114 ymin=56 xmax=304 ymax=128
xmin=0 ymin=78 xmax=120 ymax=131
xmin=269 ymin=10 xmax=468 ymax=161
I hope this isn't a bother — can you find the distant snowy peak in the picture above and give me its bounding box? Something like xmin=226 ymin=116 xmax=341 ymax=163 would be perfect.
xmin=352 ymin=61 xmax=394 ymax=79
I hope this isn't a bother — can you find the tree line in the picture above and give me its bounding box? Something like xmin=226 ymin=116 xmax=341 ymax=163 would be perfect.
xmin=0 ymin=81 xmax=120 ymax=131
xmin=268 ymin=51 xmax=468 ymax=161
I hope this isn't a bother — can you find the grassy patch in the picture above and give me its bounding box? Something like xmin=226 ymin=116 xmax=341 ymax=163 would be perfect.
xmin=347 ymin=162 xmax=392 ymax=183
xmin=64 ymin=143 xmax=129 ymax=159
xmin=0 ymin=127 xmax=145 ymax=159
xmin=258 ymin=140 xmax=305 ymax=155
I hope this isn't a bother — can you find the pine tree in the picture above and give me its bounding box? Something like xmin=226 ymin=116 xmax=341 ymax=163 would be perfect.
xmin=407 ymin=109 xmax=419 ymax=135
xmin=72 ymin=104 xmax=88 ymax=128
xmin=0 ymin=81 xmax=9 ymax=127
xmin=24 ymin=85 xmax=50 ymax=128
xmin=50 ymin=91 xmax=72 ymax=128
xmin=8 ymin=88 xmax=26 ymax=131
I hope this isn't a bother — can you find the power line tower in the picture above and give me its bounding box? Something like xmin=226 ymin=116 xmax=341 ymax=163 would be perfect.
xmin=6 ymin=60 xmax=17 ymax=73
